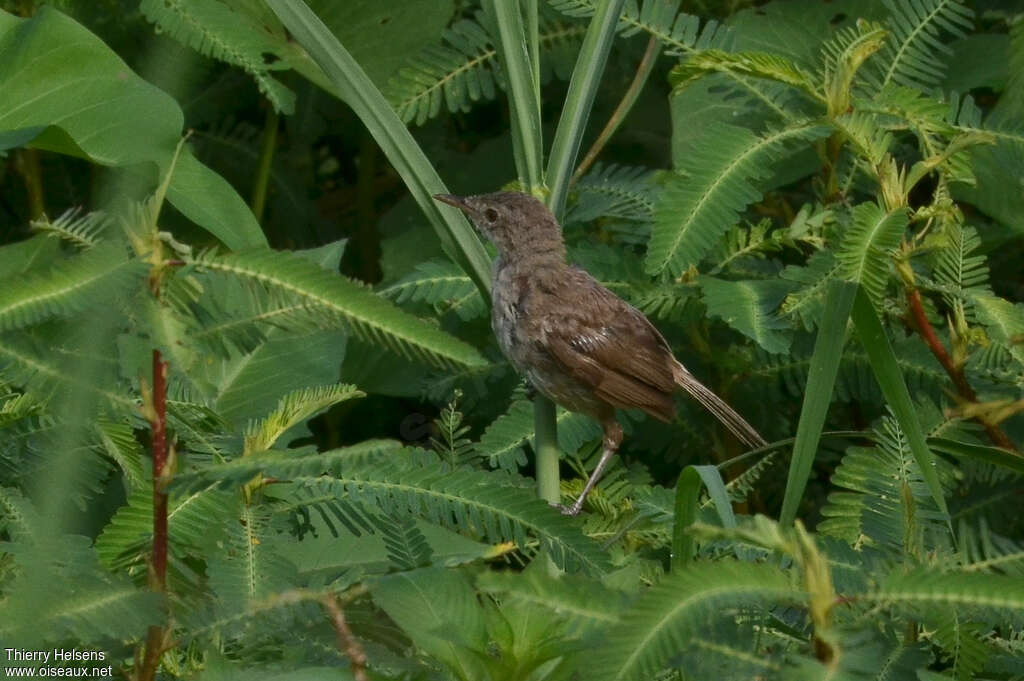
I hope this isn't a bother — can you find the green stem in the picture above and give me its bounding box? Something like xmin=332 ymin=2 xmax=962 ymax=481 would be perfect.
xmin=15 ymin=148 xmax=45 ymax=220
xmin=525 ymin=0 xmax=541 ymax=122
xmin=486 ymin=0 xmax=544 ymax=191
xmin=534 ymin=397 xmax=561 ymax=504
xmin=545 ymin=0 xmax=628 ymax=217
xmin=250 ymin=106 xmax=279 ymax=223
xmin=572 ymin=33 xmax=659 ymax=184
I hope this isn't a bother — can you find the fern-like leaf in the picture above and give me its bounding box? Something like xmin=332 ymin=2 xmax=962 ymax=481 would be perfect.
xmin=928 ymin=223 xmax=990 ymax=322
xmin=208 ymin=504 xmax=297 ymax=611
xmin=647 ymin=121 xmax=829 ymax=276
xmin=31 ymin=208 xmax=107 ymax=249
xmin=818 ymin=412 xmax=950 ymax=552
xmin=140 ymin=0 xmax=296 ymax=114
xmin=874 ymin=0 xmax=973 ymax=92
xmin=286 ymin=453 xmax=610 ymax=575
xmin=385 ymin=13 xmax=585 ymax=125
xmin=868 ymin=569 xmax=1024 ymax=615
xmin=589 ymin=561 xmax=798 ymax=681
xmin=478 ymin=399 xmax=601 ymax=472
xmin=191 ymin=249 xmax=487 ymax=370
xmin=549 ymin=0 xmax=731 ymax=54
xmin=700 ymin=277 xmax=792 ymax=354
xmin=836 ymin=201 xmax=907 ymax=308
xmin=373 ymin=512 xmax=434 ymax=571
xmin=567 ymin=163 xmax=657 ymax=224
xmin=670 ymin=49 xmax=817 ymax=98
xmin=378 ymin=259 xmax=486 ymax=321
xmin=244 ymin=383 xmax=364 ymax=454
xmin=0 ymin=243 xmax=144 ymax=332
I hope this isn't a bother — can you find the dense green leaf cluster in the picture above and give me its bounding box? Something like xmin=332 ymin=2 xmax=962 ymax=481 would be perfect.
xmin=0 ymin=0 xmax=1022 ymax=679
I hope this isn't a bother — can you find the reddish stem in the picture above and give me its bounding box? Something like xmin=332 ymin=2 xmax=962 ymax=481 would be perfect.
xmin=151 ymin=349 xmax=169 ymax=588
xmin=907 ymin=288 xmax=1017 ymax=451
xmin=139 ymin=350 xmax=169 ymax=681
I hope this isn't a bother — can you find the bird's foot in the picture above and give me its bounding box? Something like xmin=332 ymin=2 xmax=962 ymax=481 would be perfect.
xmin=549 ymin=501 xmax=582 ymax=516
xmin=523 ymin=380 xmax=538 ymax=400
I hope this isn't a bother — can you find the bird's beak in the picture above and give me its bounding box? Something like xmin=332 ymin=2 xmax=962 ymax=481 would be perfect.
xmin=433 ymin=193 xmax=471 ymax=212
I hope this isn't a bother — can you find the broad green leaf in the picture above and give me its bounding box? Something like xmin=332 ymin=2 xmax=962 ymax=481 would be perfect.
xmin=0 ymin=6 xmax=266 ymax=250
xmin=371 ymin=568 xmax=489 ymax=680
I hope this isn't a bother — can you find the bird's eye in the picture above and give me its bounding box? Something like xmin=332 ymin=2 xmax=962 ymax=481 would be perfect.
xmin=484 ymin=208 xmax=499 ymax=222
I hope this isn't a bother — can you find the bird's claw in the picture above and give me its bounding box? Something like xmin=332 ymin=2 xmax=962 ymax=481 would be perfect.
xmin=549 ymin=501 xmax=582 ymax=516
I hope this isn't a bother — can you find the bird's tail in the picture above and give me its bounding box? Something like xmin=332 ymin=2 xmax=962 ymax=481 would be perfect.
xmin=673 ymin=361 xmax=766 ymax=449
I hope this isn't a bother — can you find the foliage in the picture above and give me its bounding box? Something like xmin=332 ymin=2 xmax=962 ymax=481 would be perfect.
xmin=0 ymin=0 xmax=1022 ymax=679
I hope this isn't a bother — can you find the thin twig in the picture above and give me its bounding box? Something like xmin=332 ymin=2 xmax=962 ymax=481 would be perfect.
xmin=906 ymin=287 xmax=1017 ymax=451
xmin=322 ymin=595 xmax=369 ymax=681
xmin=571 ymin=34 xmax=660 ymax=184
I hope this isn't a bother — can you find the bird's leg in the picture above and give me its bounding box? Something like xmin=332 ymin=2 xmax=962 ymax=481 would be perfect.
xmin=558 ymin=419 xmax=623 ymax=516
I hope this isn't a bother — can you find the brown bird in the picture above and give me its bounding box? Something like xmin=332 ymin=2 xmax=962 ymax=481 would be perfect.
xmin=433 ymin=191 xmax=766 ymax=515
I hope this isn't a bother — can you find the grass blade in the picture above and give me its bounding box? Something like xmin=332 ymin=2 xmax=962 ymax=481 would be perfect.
xmin=546 ymin=0 xmax=628 ymax=217
xmin=850 ymin=287 xmax=949 ymax=519
xmin=672 ymin=464 xmax=734 ymax=571
xmin=780 ymin=279 xmax=856 ymax=526
xmin=484 ymin=0 xmax=544 ymax=191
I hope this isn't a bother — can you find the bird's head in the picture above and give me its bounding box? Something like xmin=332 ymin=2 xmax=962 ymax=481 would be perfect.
xmin=433 ymin=191 xmax=565 ymax=260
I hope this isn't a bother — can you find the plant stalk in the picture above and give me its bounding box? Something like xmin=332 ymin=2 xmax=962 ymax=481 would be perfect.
xmin=323 ymin=595 xmax=369 ymax=681
xmin=14 ymin=148 xmax=45 ymax=220
xmin=139 ymin=349 xmax=169 ymax=681
xmin=906 ymin=287 xmax=1017 ymax=451
xmin=250 ymin=105 xmax=279 ymax=223
xmin=534 ymin=397 xmax=561 ymax=504
xmin=572 ymin=33 xmax=659 ymax=184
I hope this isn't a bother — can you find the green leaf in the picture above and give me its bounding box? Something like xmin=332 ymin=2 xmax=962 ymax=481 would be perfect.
xmin=290 ymin=456 xmax=610 ymax=575
xmin=672 ymin=464 xmax=735 ymax=570
xmin=867 ymin=569 xmax=1024 ymax=614
xmin=590 ymin=562 xmax=798 ymax=681
xmin=371 ymin=568 xmax=489 ymax=680
xmin=670 ymin=49 xmax=818 ymax=97
xmin=208 ymin=330 xmax=349 ymax=427
xmin=194 ymin=249 xmax=486 ymax=372
xmin=850 ymin=286 xmax=949 ymax=520
xmin=836 ymin=201 xmax=908 ymax=308
xmin=928 ymin=437 xmax=1024 ymax=476
xmin=484 ymin=0 xmax=545 ymax=191
xmin=0 ymin=244 xmax=145 ymax=332
xmin=647 ymin=121 xmax=828 ymax=276
xmin=545 ymin=0 xmax=628 ymax=216
xmin=700 ymin=277 xmax=792 ymax=354
xmin=780 ymin=279 xmax=856 ymax=526
xmin=140 ymin=0 xmax=297 ymax=114
xmin=244 ymin=383 xmax=364 ymax=453
xmin=874 ymin=0 xmax=973 ymax=92
xmin=265 ymin=0 xmax=492 ymax=296
xmin=0 ymin=6 xmax=266 ymax=250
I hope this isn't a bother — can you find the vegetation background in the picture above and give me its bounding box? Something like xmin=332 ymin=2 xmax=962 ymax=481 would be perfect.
xmin=0 ymin=0 xmax=1022 ymax=679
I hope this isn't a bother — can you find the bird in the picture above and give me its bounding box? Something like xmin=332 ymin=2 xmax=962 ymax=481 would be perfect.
xmin=433 ymin=191 xmax=766 ymax=515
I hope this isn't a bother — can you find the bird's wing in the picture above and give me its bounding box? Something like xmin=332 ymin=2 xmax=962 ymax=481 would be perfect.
xmin=538 ymin=271 xmax=676 ymax=421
